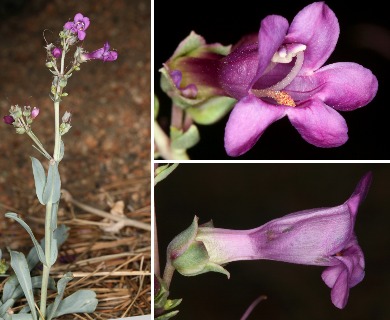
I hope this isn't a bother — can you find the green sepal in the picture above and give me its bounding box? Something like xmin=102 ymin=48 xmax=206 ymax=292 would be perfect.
xmin=187 ymin=96 xmax=236 ymax=125
xmin=170 ymin=31 xmax=206 ymax=58
xmin=154 ymin=164 xmax=179 ymax=186
xmin=172 ymin=241 xmax=210 ymax=276
xmin=167 ymin=216 xmax=199 ymax=260
xmin=171 ymin=31 xmax=231 ymax=59
xmin=170 ymin=125 xmax=200 ymax=150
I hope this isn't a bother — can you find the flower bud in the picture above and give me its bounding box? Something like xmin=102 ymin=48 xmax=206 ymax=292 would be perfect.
xmin=23 ymin=106 xmax=31 ymax=117
xmin=31 ymin=107 xmax=40 ymax=119
xmin=52 ymin=47 xmax=62 ymax=58
xmin=3 ymin=115 xmax=15 ymax=125
xmin=62 ymin=111 xmax=72 ymax=123
xmin=10 ymin=105 xmax=22 ymax=119
xmin=16 ymin=127 xmax=25 ymax=134
xmin=60 ymin=123 xmax=72 ymax=135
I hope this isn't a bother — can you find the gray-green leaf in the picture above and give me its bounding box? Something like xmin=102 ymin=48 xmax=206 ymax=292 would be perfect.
xmin=11 ymin=276 xmax=55 ymax=300
xmin=30 ymin=157 xmax=46 ymax=205
xmin=46 ymin=272 xmax=73 ymax=320
xmin=2 ymin=276 xmax=19 ymax=303
xmin=0 ymin=299 xmax=14 ymax=317
xmin=53 ymin=290 xmax=98 ymax=317
xmin=9 ymin=251 xmax=37 ymax=320
xmin=42 ymin=162 xmax=61 ymax=204
xmin=5 ymin=213 xmax=46 ymax=266
xmin=11 ymin=315 xmax=34 ymax=320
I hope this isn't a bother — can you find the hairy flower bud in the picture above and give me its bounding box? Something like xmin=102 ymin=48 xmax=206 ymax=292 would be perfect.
xmin=52 ymin=47 xmax=62 ymax=58
xmin=3 ymin=115 xmax=15 ymax=125
xmin=31 ymin=107 xmax=40 ymax=119
xmin=62 ymin=111 xmax=72 ymax=123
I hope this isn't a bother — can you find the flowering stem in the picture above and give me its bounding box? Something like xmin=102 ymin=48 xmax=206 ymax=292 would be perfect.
xmin=162 ymin=262 xmax=175 ymax=289
xmin=26 ymin=131 xmax=52 ymax=160
xmin=170 ymin=104 xmax=183 ymax=130
xmin=39 ymin=42 xmax=66 ymax=319
xmin=18 ymin=116 xmax=52 ymax=159
xmin=154 ymin=121 xmax=190 ymax=160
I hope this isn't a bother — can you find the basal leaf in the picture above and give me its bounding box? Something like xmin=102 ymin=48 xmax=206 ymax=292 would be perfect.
xmin=46 ymin=272 xmax=73 ymax=320
xmin=5 ymin=213 xmax=46 ymax=266
xmin=53 ymin=290 xmax=98 ymax=317
xmin=9 ymin=251 xmax=37 ymax=320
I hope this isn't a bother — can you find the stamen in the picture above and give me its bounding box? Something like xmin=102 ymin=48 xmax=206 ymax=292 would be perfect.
xmin=76 ymin=22 xmax=85 ymax=30
xmin=251 ymin=89 xmax=296 ymax=107
xmin=250 ymin=52 xmax=304 ymax=107
xmin=269 ymin=51 xmax=304 ymax=91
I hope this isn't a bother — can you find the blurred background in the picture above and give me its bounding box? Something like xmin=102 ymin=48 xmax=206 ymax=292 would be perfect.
xmin=154 ymin=0 xmax=390 ymax=160
xmin=155 ymin=164 xmax=390 ymax=319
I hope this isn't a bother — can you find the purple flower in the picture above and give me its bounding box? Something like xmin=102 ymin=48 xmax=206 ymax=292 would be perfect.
xmin=3 ymin=115 xmax=14 ymax=125
xmin=167 ymin=172 xmax=372 ymax=309
xmin=64 ymin=13 xmax=90 ymax=41
xmin=81 ymin=42 xmax=118 ymax=62
xmin=52 ymin=47 xmax=62 ymax=58
xmin=220 ymin=2 xmax=378 ymax=156
xmin=31 ymin=107 xmax=39 ymax=119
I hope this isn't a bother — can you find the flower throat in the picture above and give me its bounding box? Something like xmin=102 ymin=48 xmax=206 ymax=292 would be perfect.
xmin=251 ymin=49 xmax=305 ymax=107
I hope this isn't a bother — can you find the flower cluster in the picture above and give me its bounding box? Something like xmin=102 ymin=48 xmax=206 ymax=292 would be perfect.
xmin=161 ymin=2 xmax=378 ymax=157
xmin=4 ymin=13 xmax=118 ymax=133
xmin=3 ymin=105 xmax=40 ymax=134
xmin=166 ymin=172 xmax=372 ymax=309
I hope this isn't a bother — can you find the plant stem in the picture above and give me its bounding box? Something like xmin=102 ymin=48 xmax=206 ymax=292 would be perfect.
xmin=162 ymin=262 xmax=175 ymax=289
xmin=154 ymin=121 xmax=189 ymax=160
xmin=26 ymin=130 xmax=52 ymax=160
xmin=39 ymin=41 xmax=65 ymax=319
xmin=39 ymin=200 xmax=53 ymax=319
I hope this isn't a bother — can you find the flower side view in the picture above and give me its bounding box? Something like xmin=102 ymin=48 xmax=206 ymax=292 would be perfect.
xmin=80 ymin=42 xmax=118 ymax=62
xmin=165 ymin=171 xmax=372 ymax=309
